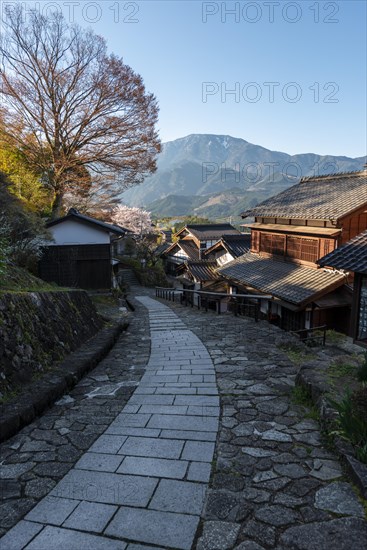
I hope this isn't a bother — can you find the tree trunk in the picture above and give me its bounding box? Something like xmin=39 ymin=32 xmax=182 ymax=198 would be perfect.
xmin=51 ymin=192 xmax=64 ymax=220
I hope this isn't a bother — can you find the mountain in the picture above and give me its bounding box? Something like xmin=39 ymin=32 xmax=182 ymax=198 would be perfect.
xmin=121 ymin=134 xmax=366 ymax=218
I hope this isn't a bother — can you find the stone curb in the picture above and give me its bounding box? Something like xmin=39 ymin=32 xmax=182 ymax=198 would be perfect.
xmin=296 ymin=363 xmax=367 ymax=499
xmin=0 ymin=320 xmax=128 ymax=443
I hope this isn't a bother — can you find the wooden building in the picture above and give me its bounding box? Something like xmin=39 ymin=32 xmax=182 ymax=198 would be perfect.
xmin=162 ymin=223 xmax=240 ymax=274
xmin=318 ymin=229 xmax=367 ymax=347
xmin=39 ymin=209 xmax=128 ymax=289
xmin=204 ymin=234 xmax=251 ymax=266
xmin=218 ymin=169 xmax=367 ymax=332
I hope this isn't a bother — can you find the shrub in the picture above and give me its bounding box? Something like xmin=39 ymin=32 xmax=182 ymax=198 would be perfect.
xmin=330 ymin=388 xmax=367 ymax=464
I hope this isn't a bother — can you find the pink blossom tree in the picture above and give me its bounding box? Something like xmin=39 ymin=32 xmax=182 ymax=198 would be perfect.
xmin=111 ymin=204 xmax=153 ymax=235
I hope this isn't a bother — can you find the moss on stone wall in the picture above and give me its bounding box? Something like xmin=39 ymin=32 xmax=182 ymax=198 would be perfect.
xmin=0 ymin=290 xmax=102 ymax=397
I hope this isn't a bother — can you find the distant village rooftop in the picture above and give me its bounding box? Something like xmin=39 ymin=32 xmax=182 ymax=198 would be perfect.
xmin=177 ymin=260 xmax=219 ymax=282
xmin=175 ymin=223 xmax=240 ymax=240
xmin=204 ymin=234 xmax=251 ymax=258
xmin=241 ymin=168 xmax=367 ymax=222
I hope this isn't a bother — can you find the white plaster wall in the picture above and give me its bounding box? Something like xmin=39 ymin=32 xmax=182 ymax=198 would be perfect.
xmin=216 ymin=252 xmax=234 ymax=266
xmin=49 ymin=219 xmax=110 ymax=245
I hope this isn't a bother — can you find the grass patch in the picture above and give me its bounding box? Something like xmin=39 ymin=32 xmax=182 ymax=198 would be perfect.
xmin=291 ymin=385 xmax=313 ymax=406
xmin=0 ymin=265 xmax=63 ymax=292
xmin=291 ymin=385 xmax=319 ymax=420
xmin=278 ymin=342 xmax=316 ymax=365
xmin=327 ymin=357 xmax=361 ymax=390
xmin=325 ymin=329 xmax=347 ymax=344
xmin=90 ymin=294 xmax=119 ymax=307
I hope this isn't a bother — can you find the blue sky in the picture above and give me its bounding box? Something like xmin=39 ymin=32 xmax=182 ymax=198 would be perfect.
xmin=19 ymin=1 xmax=367 ymax=157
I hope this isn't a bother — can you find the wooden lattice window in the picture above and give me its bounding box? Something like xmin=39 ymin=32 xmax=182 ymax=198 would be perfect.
xmin=286 ymin=236 xmax=318 ymax=262
xmin=260 ymin=233 xmax=285 ymax=256
xmin=323 ymin=239 xmax=334 ymax=256
xmin=287 ymin=236 xmax=301 ymax=259
xmin=300 ymin=238 xmax=319 ymax=262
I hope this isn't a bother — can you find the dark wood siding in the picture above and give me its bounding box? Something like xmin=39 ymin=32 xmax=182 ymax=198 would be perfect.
xmin=39 ymin=244 xmax=112 ymax=289
xmin=251 ymin=230 xmax=260 ymax=252
xmin=340 ymin=210 xmax=367 ymax=243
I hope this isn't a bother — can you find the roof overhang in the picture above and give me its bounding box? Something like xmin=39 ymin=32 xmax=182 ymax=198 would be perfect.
xmin=243 ymin=223 xmax=341 ymax=237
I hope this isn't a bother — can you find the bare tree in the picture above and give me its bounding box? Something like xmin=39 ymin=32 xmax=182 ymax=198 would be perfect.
xmin=0 ymin=5 xmax=161 ymax=218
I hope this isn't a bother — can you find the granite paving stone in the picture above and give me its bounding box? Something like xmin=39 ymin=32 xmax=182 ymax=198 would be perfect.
xmin=63 ymin=500 xmax=117 ymax=532
xmin=147 ymin=413 xmax=219 ymax=431
xmin=26 ymin=526 xmax=128 ymax=549
xmin=117 ymin=456 xmax=188 ymax=478
xmin=118 ymin=436 xmax=184 ymax=459
xmin=74 ymin=452 xmax=124 ymax=472
xmin=0 ymin=520 xmax=43 ymax=549
xmin=105 ymin=507 xmax=200 ymax=550
xmin=187 ymin=461 xmax=212 ymax=482
xmin=51 ymin=469 xmax=157 ymax=506
xmin=181 ymin=441 xmax=216 ymax=462
xmin=149 ymin=479 xmax=207 ymax=514
xmin=88 ymin=434 xmax=127 ymax=454
xmin=25 ymin=496 xmax=79 ymax=525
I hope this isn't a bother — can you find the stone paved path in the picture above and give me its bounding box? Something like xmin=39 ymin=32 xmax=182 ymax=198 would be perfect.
xmin=1 ymin=290 xmax=367 ymax=549
xmin=0 ymin=296 xmax=220 ymax=549
xmin=149 ymin=293 xmax=367 ymax=550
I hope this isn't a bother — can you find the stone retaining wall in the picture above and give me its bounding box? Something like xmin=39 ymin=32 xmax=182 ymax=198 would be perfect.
xmin=0 ymin=290 xmax=102 ymax=396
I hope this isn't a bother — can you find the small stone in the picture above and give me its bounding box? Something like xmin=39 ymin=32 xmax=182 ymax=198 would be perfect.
xmin=253 ymin=470 xmax=278 ymax=483
xmin=25 ymin=478 xmax=56 ymax=498
xmin=0 ymin=463 xmax=35 ymax=480
xmin=280 ymin=518 xmax=367 ymax=549
xmin=309 ymin=459 xmax=342 ymax=480
xmin=273 ymin=463 xmax=307 ymax=479
xmin=205 ymin=491 xmax=239 ymax=520
xmin=256 ymin=400 xmax=289 ymax=415
xmin=261 ymin=429 xmax=292 ymax=442
xmin=241 ymin=447 xmax=276 ymax=458
xmin=254 ymin=504 xmax=300 ymax=526
xmin=234 ymin=542 xmax=265 ymax=550
xmin=315 ymin=482 xmax=365 ymax=517
xmin=0 ymin=480 xmax=21 ymax=500
xmin=55 ymin=395 xmax=75 ymax=405
xmin=242 ymin=519 xmax=276 ymax=547
xmin=197 ymin=521 xmax=240 ymax=550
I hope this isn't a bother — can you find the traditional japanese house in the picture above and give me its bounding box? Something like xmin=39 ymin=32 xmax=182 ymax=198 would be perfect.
xmin=218 ymin=168 xmax=367 ymax=332
xmin=39 ymin=208 xmax=128 ymax=289
xmin=318 ymin=229 xmax=367 ymax=347
xmin=161 ymin=223 xmax=240 ymax=274
xmin=175 ymin=260 xmax=219 ymax=288
xmin=204 ymin=234 xmax=251 ymax=266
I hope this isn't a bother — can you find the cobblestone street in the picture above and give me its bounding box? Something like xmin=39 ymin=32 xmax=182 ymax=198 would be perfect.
xmin=0 ymin=288 xmax=366 ymax=549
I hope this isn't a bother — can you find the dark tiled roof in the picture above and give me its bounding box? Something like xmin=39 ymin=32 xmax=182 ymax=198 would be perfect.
xmin=218 ymin=253 xmax=346 ymax=306
xmin=162 ymin=240 xmax=199 ymax=261
xmin=47 ymin=208 xmax=128 ymax=235
xmin=179 ymin=261 xmax=219 ymax=282
xmin=242 ymin=170 xmax=367 ymax=221
xmin=318 ymin=230 xmax=367 ymax=274
xmin=222 ymin=234 xmax=251 ymax=257
xmin=180 ymin=241 xmax=200 ymax=260
xmin=205 ymin=234 xmax=251 ymax=259
xmin=155 ymin=243 xmax=171 ymax=255
xmin=183 ymin=224 xmax=240 ymax=240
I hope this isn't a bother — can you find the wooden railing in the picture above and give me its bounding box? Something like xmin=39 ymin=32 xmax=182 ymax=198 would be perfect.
xmin=155 ymin=287 xmax=272 ymax=320
xmin=291 ymin=325 xmax=328 ymax=346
